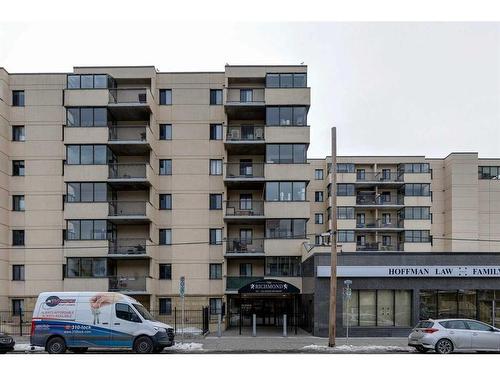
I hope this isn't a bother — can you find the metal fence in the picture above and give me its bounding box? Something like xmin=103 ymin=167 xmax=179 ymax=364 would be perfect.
xmin=0 ymin=310 xmax=33 ymax=336
xmin=150 ymin=307 xmax=210 ymax=335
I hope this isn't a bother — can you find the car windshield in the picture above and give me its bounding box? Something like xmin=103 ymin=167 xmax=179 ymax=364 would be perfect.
xmin=133 ymin=303 xmax=155 ymax=321
xmin=415 ymin=321 xmax=434 ymax=328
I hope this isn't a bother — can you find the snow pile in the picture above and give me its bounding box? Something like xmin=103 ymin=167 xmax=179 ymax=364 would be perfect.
xmin=175 ymin=327 xmax=203 ymax=335
xmin=165 ymin=342 xmax=204 ymax=351
xmin=14 ymin=344 xmax=44 ymax=352
xmin=302 ymin=344 xmax=408 ymax=353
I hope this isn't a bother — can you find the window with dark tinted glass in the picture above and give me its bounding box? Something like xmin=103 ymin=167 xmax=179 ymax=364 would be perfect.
xmin=266 ymin=219 xmax=306 ymax=239
xmin=209 ymin=194 xmax=222 ymax=209
xmin=66 ymin=220 xmax=107 ymax=240
xmin=159 ymin=229 xmax=172 ymax=245
xmin=404 ymin=230 xmax=431 ymax=243
xmin=266 ymin=106 xmax=307 ymax=126
xmin=159 ymin=298 xmax=172 ymax=315
xmin=210 ymin=298 xmax=222 ymax=315
xmin=12 ymin=230 xmax=25 ymax=246
xmin=116 ymin=303 xmax=140 ymax=322
xmin=265 ymin=181 xmax=306 ymax=201
xmin=404 ymin=183 xmax=431 ymax=196
xmin=209 ymin=228 xmax=222 ymax=245
xmin=159 ymin=194 xmax=172 ymax=210
xmin=160 ymin=124 xmax=172 ymax=140
xmin=210 ymin=124 xmax=222 ymax=140
xmin=209 ymin=264 xmax=222 ymax=279
xmin=66 ymin=145 xmax=108 ymax=165
xmin=12 ymin=265 xmax=24 ymax=281
xmin=315 ymin=191 xmax=324 ymax=202
xmin=12 ymin=126 xmax=25 ymax=141
xmin=12 ymin=90 xmax=25 ymax=107
xmin=66 ymin=182 xmax=107 ymax=202
xmin=266 ymin=73 xmax=307 ymax=88
xmin=337 ymin=207 xmax=355 ymax=219
xmin=266 ymin=144 xmax=307 ymax=164
xmin=13 ymin=195 xmax=25 ymax=211
xmin=337 ymin=184 xmax=355 ymax=196
xmin=159 ymin=159 xmax=172 ymax=175
xmin=66 ymin=108 xmax=107 ymax=127
xmin=210 ymin=89 xmax=222 ymax=105
xmin=159 ymin=264 xmax=172 ymax=279
xmin=478 ymin=166 xmax=500 ymax=180
xmin=12 ymin=160 xmax=25 ymax=176
xmin=159 ymin=89 xmax=172 ymax=105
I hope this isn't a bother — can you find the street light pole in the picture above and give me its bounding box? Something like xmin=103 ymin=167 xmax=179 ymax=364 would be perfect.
xmin=328 ymin=126 xmax=338 ymax=347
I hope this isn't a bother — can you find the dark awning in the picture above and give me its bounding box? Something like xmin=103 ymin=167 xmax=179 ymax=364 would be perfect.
xmin=238 ymin=279 xmax=300 ymax=294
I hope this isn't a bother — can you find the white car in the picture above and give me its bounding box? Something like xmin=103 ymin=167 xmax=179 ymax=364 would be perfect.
xmin=408 ymin=319 xmax=500 ymax=354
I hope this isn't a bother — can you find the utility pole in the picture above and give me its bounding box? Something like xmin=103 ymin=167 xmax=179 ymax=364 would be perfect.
xmin=328 ymin=127 xmax=338 ymax=347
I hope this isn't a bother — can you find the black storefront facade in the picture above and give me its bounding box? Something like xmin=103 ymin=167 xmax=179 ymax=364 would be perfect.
xmin=302 ymin=252 xmax=500 ymax=337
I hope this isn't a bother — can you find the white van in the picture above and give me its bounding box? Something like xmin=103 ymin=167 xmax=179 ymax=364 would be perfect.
xmin=31 ymin=292 xmax=174 ymax=354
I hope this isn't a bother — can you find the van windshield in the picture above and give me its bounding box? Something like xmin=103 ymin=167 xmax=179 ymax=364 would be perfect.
xmin=133 ymin=303 xmax=155 ymax=321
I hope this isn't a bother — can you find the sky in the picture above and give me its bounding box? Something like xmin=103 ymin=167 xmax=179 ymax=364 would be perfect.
xmin=1 ymin=21 xmax=499 ymax=159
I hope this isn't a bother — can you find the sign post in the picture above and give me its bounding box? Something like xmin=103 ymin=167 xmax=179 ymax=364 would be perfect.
xmin=328 ymin=126 xmax=338 ymax=347
xmin=180 ymin=276 xmax=185 ymax=342
xmin=343 ymin=280 xmax=352 ymax=346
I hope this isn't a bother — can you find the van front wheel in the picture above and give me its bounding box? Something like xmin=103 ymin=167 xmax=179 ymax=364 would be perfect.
xmin=46 ymin=337 xmax=67 ymax=354
xmin=134 ymin=336 xmax=154 ymax=354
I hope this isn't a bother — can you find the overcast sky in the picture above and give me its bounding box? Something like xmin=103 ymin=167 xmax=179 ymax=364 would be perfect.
xmin=1 ymin=22 xmax=499 ymax=158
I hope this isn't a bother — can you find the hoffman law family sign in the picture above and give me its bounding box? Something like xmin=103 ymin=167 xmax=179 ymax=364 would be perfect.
xmin=317 ymin=265 xmax=500 ymax=278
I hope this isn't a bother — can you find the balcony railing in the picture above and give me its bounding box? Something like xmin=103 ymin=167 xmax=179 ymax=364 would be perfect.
xmin=355 ymin=195 xmax=404 ymax=206
xmin=108 ymin=201 xmax=147 ymax=216
xmin=109 ymin=126 xmax=148 ymax=142
xmin=356 ymin=243 xmax=401 ymax=252
xmin=225 ymin=163 xmax=264 ymax=179
xmin=226 ymin=238 xmax=264 ymax=254
xmin=108 ymin=163 xmax=148 ymax=179
xmin=108 ymin=238 xmax=147 ymax=255
xmin=226 ymin=125 xmax=265 ymax=141
xmin=226 ymin=276 xmax=263 ymax=290
xmin=356 ymin=171 xmax=403 ymax=182
xmin=108 ymin=276 xmax=147 ymax=292
xmin=108 ymin=88 xmax=150 ymax=104
xmin=356 ymin=220 xmax=404 ymax=229
xmin=225 ymin=200 xmax=264 ymax=217
xmin=226 ymin=88 xmax=265 ymax=104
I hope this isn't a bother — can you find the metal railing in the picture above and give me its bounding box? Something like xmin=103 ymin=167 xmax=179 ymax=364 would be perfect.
xmin=356 ymin=243 xmax=401 ymax=251
xmin=0 ymin=310 xmax=33 ymax=336
xmin=108 ymin=275 xmax=147 ymax=292
xmin=356 ymin=220 xmax=404 ymax=229
xmin=108 ymin=163 xmax=148 ymax=179
xmin=356 ymin=171 xmax=404 ymax=182
xmin=108 ymin=201 xmax=148 ymax=216
xmin=108 ymin=238 xmax=147 ymax=255
xmin=151 ymin=307 xmax=211 ymax=335
xmin=225 ymin=200 xmax=264 ymax=216
xmin=226 ymin=88 xmax=265 ymax=104
xmin=108 ymin=88 xmax=150 ymax=104
xmin=226 ymin=238 xmax=264 ymax=254
xmin=225 ymin=163 xmax=264 ymax=179
xmin=356 ymin=195 xmax=404 ymax=205
xmin=226 ymin=125 xmax=265 ymax=141
xmin=109 ymin=126 xmax=148 ymax=142
xmin=226 ymin=276 xmax=263 ymax=290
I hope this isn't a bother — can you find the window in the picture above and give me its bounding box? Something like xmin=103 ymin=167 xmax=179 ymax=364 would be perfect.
xmin=404 ymin=230 xmax=431 ymax=243
xmin=402 ymin=207 xmax=430 ymax=220
xmin=266 ymin=106 xmax=307 ymax=126
xmin=478 ymin=166 xmax=500 ymax=180
xmin=315 ymin=191 xmax=324 ymax=202
xmin=12 ymin=195 xmax=25 ymax=211
xmin=210 ymin=89 xmax=223 ymax=105
xmin=12 ymin=299 xmax=24 ymax=316
xmin=159 ymin=124 xmax=172 ymax=140
xmin=159 ymin=264 xmax=172 ymax=280
xmin=159 ymin=298 xmax=172 ymax=315
xmin=266 ymin=144 xmax=307 ymax=164
xmin=66 ymin=220 xmax=107 ymax=240
xmin=66 ymin=145 xmax=108 ymax=165
xmin=240 ymin=89 xmax=253 ymax=102
xmin=382 ymin=236 xmax=391 ymax=246
xmin=266 ymin=219 xmax=306 ymax=239
xmin=12 ymin=90 xmax=24 ymax=107
xmin=466 ymin=321 xmax=492 ymax=331
xmin=12 ymin=160 xmax=25 ymax=176
xmin=209 ymin=194 xmax=222 ymax=210
xmin=159 ymin=229 xmax=172 ymax=245
xmin=159 ymin=89 xmax=172 ymax=105
xmin=66 ymin=182 xmax=107 ymax=202
xmin=67 ymin=74 xmax=110 ymax=89
xmin=209 ymin=229 xmax=222 ymax=245
xmin=315 ymin=213 xmax=324 ymax=224
xmin=266 ymin=73 xmax=307 ymax=88
xmin=400 ymin=163 xmax=430 ymax=173
xmin=12 ymin=265 xmax=24 ymax=281
xmin=337 ymin=163 xmax=355 ymax=173
xmin=66 ymin=108 xmax=107 ymax=127
xmin=116 ymin=303 xmax=140 ymax=322
xmin=209 ymin=124 xmax=223 ymax=140
xmin=159 ymin=194 xmax=172 ymax=210
xmin=66 ymin=258 xmax=106 ymax=277
xmin=404 ymin=183 xmax=431 ymax=196
xmin=240 ymin=263 xmax=252 ymax=276
xmin=315 ymin=169 xmax=324 ymax=180
xmin=210 ymin=159 xmax=222 ymax=175
xmin=12 ymin=126 xmax=25 ymax=141
xmin=159 ymin=159 xmax=172 ymax=175
xmin=209 ymin=298 xmax=222 ymax=315
xmin=440 ymin=320 xmax=468 ymax=330
xmin=12 ymin=230 xmax=25 ymax=246
xmin=356 ymin=169 xmax=365 ymax=180
xmin=337 ymin=230 xmax=355 ymax=242
xmin=337 ymin=184 xmax=355 ymax=196
xmin=265 ymin=181 xmax=306 ymax=201
xmin=265 ymin=256 xmax=301 ymax=277
xmin=209 ymin=264 xmax=222 ymax=280
xmin=337 ymin=207 xmax=355 ymax=219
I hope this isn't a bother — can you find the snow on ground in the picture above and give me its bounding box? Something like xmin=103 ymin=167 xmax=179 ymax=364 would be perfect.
xmin=14 ymin=344 xmax=44 ymax=352
xmin=175 ymin=327 xmax=203 ymax=335
xmin=164 ymin=342 xmax=204 ymax=351
xmin=302 ymin=344 xmax=410 ymax=353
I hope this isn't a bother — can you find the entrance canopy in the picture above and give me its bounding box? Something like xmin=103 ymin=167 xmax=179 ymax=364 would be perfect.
xmin=238 ymin=279 xmax=300 ymax=294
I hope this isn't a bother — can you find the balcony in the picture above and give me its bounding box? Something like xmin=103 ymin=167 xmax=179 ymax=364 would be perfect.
xmin=355 ymin=220 xmax=404 ymax=231
xmin=108 ymin=125 xmax=151 ymax=155
xmin=108 ymin=238 xmax=149 ymax=257
xmin=226 ymin=88 xmax=265 ymax=105
xmin=108 ymin=275 xmax=148 ymax=294
xmin=356 ymin=243 xmax=402 ymax=252
xmin=355 ymin=171 xmax=404 ymax=185
xmin=224 ymin=200 xmax=265 ymax=223
xmin=108 ymin=163 xmax=151 ymax=189
xmin=226 ymin=125 xmax=265 ymax=142
xmin=355 ymin=195 xmax=404 ymax=207
xmin=107 ymin=88 xmax=153 ymax=120
xmin=225 ymin=238 xmax=265 ymax=257
xmin=108 ymin=201 xmax=150 ymax=223
xmin=224 ymin=162 xmax=265 ymax=186
xmin=226 ymin=276 xmax=264 ymax=291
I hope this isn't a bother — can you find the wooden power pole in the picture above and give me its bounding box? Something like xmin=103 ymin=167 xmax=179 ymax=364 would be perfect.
xmin=328 ymin=127 xmax=338 ymax=347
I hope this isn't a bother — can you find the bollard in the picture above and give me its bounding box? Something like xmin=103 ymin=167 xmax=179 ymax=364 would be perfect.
xmin=252 ymin=314 xmax=256 ymax=337
xmin=217 ymin=314 xmax=222 ymax=337
xmin=283 ymin=314 xmax=287 ymax=337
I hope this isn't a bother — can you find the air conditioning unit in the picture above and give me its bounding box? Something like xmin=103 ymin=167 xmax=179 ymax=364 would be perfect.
xmin=254 ymin=127 xmax=264 ymax=140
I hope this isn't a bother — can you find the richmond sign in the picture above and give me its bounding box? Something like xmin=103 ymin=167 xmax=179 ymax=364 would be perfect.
xmin=238 ymin=279 xmax=300 ymax=294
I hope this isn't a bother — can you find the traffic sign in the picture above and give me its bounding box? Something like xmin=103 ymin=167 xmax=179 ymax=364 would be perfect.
xmin=180 ymin=276 xmax=185 ymax=298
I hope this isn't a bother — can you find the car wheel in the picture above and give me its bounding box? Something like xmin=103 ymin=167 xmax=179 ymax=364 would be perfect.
xmin=46 ymin=337 xmax=67 ymax=354
xmin=415 ymin=346 xmax=429 ymax=353
xmin=69 ymin=347 xmax=88 ymax=354
xmin=435 ymin=339 xmax=454 ymax=354
xmin=133 ymin=336 xmax=154 ymax=354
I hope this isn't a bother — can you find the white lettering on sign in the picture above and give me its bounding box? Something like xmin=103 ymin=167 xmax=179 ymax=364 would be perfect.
xmin=316 ymin=266 xmax=500 ymax=278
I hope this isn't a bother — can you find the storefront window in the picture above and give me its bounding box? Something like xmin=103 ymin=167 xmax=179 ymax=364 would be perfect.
xmin=458 ymin=290 xmax=476 ymax=319
xmin=395 ymin=290 xmax=412 ymax=326
xmin=343 ymin=290 xmax=359 ymax=327
xmin=377 ymin=290 xmax=394 ymax=326
xmin=438 ymin=290 xmax=458 ymax=319
xmin=359 ymin=291 xmax=376 ymax=326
